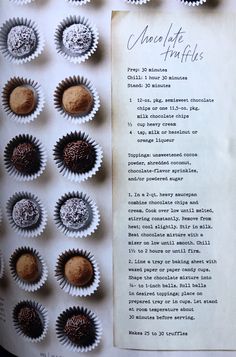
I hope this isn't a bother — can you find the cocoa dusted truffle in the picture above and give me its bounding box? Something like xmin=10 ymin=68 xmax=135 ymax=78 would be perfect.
xmin=11 ymin=142 xmax=40 ymax=174
xmin=64 ymin=256 xmax=93 ymax=287
xmin=18 ymin=306 xmax=43 ymax=338
xmin=64 ymin=314 xmax=95 ymax=346
xmin=62 ymin=85 xmax=93 ymax=115
xmin=9 ymin=86 xmax=36 ymax=115
xmin=62 ymin=24 xmax=92 ymax=55
xmin=12 ymin=198 xmax=40 ymax=228
xmin=63 ymin=140 xmax=95 ymax=173
xmin=16 ymin=253 xmax=39 ymax=283
xmin=60 ymin=198 xmax=89 ymax=230
xmin=7 ymin=25 xmax=37 ymax=58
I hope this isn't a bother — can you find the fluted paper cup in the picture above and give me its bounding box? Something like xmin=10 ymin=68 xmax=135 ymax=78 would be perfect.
xmin=13 ymin=300 xmax=48 ymax=343
xmin=2 ymin=77 xmax=45 ymax=124
xmin=124 ymin=0 xmax=150 ymax=4
xmin=6 ymin=191 xmax=47 ymax=238
xmin=4 ymin=134 xmax=47 ymax=182
xmin=0 ymin=17 xmax=44 ymax=64
xmin=55 ymin=248 xmax=100 ymax=297
xmin=56 ymin=306 xmax=102 ymax=352
xmin=0 ymin=251 xmax=5 ymax=279
xmin=54 ymin=191 xmax=100 ymax=238
xmin=9 ymin=246 xmax=48 ymax=292
xmin=54 ymin=75 xmax=100 ymax=124
xmin=54 ymin=15 xmax=99 ymax=64
xmin=9 ymin=0 xmax=35 ymax=4
xmin=180 ymin=0 xmax=206 ymax=5
xmin=65 ymin=0 xmax=90 ymax=5
xmin=53 ymin=131 xmax=103 ymax=182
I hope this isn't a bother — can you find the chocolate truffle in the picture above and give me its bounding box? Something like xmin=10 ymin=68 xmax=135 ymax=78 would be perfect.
xmin=11 ymin=142 xmax=40 ymax=174
xmin=60 ymin=198 xmax=89 ymax=230
xmin=62 ymin=85 xmax=93 ymax=115
xmin=9 ymin=86 xmax=35 ymax=115
xmin=64 ymin=256 xmax=93 ymax=287
xmin=64 ymin=314 xmax=95 ymax=346
xmin=63 ymin=140 xmax=95 ymax=173
xmin=18 ymin=306 xmax=43 ymax=338
xmin=7 ymin=25 xmax=37 ymax=58
xmin=13 ymin=198 xmax=40 ymax=228
xmin=16 ymin=253 xmax=39 ymax=282
xmin=62 ymin=24 xmax=92 ymax=55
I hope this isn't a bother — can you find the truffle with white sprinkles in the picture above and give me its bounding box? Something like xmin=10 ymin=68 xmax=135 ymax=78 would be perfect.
xmin=7 ymin=25 xmax=37 ymax=58
xmin=62 ymin=24 xmax=92 ymax=55
xmin=13 ymin=199 xmax=40 ymax=228
xmin=60 ymin=198 xmax=89 ymax=230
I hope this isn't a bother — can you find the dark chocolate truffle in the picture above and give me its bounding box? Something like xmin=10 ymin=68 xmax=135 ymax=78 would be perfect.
xmin=11 ymin=142 xmax=40 ymax=174
xmin=63 ymin=140 xmax=95 ymax=173
xmin=16 ymin=253 xmax=39 ymax=282
xmin=64 ymin=256 xmax=93 ymax=287
xmin=60 ymin=198 xmax=89 ymax=230
xmin=7 ymin=25 xmax=37 ymax=58
xmin=62 ymin=24 xmax=92 ymax=55
xmin=62 ymin=85 xmax=93 ymax=115
xmin=9 ymin=86 xmax=36 ymax=115
xmin=64 ymin=314 xmax=95 ymax=346
xmin=12 ymin=198 xmax=40 ymax=228
xmin=18 ymin=306 xmax=43 ymax=338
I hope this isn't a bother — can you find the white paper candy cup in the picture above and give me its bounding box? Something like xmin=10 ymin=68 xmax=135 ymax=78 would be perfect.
xmin=0 ymin=17 xmax=44 ymax=64
xmin=0 ymin=207 xmax=2 ymax=225
xmin=54 ymin=15 xmax=99 ymax=64
xmin=0 ymin=251 xmax=5 ymax=280
xmin=4 ymin=134 xmax=47 ymax=182
xmin=55 ymin=248 xmax=100 ymax=297
xmin=124 ymin=0 xmax=150 ymax=4
xmin=2 ymin=77 xmax=45 ymax=124
xmin=53 ymin=131 xmax=103 ymax=183
xmin=56 ymin=306 xmax=102 ymax=352
xmin=13 ymin=300 xmax=48 ymax=343
xmin=6 ymin=192 xmax=47 ymax=238
xmin=9 ymin=246 xmax=48 ymax=292
xmin=54 ymin=75 xmax=100 ymax=124
xmin=54 ymin=191 xmax=100 ymax=238
xmin=65 ymin=0 xmax=90 ymax=5
xmin=180 ymin=0 xmax=206 ymax=5
xmin=9 ymin=0 xmax=35 ymax=5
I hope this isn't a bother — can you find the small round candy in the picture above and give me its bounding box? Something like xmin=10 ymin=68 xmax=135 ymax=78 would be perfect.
xmin=60 ymin=198 xmax=89 ymax=230
xmin=7 ymin=25 xmax=37 ymax=58
xmin=13 ymin=199 xmax=40 ymax=228
xmin=62 ymin=24 xmax=92 ymax=55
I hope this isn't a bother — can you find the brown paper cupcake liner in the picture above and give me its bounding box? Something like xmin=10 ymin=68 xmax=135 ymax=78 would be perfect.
xmin=0 ymin=250 xmax=5 ymax=280
xmin=180 ymin=0 xmax=206 ymax=5
xmin=12 ymin=300 xmax=48 ymax=343
xmin=9 ymin=0 xmax=35 ymax=4
xmin=53 ymin=131 xmax=103 ymax=183
xmin=6 ymin=191 xmax=47 ymax=238
xmin=54 ymin=75 xmax=100 ymax=124
xmin=0 ymin=17 xmax=45 ymax=64
xmin=2 ymin=77 xmax=45 ymax=124
xmin=124 ymin=0 xmax=150 ymax=4
xmin=56 ymin=306 xmax=102 ymax=352
xmin=65 ymin=0 xmax=90 ymax=5
xmin=55 ymin=248 xmax=100 ymax=297
xmin=4 ymin=134 xmax=47 ymax=182
xmin=54 ymin=191 xmax=100 ymax=238
xmin=54 ymin=15 xmax=99 ymax=64
xmin=9 ymin=246 xmax=48 ymax=292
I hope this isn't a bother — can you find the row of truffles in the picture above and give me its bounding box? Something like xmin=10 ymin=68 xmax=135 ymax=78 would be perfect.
xmin=5 ymin=191 xmax=99 ymax=238
xmin=8 ymin=0 xmax=207 ymax=5
xmin=2 ymin=75 xmax=100 ymax=124
xmin=0 ymin=15 xmax=98 ymax=64
xmin=7 ymin=247 xmax=100 ymax=296
xmin=4 ymin=131 xmax=102 ymax=182
xmin=13 ymin=300 xmax=102 ymax=352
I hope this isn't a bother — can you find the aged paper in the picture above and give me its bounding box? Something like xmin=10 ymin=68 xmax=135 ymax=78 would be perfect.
xmin=112 ymin=11 xmax=236 ymax=350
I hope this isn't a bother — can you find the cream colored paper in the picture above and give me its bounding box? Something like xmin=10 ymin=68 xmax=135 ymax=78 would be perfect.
xmin=112 ymin=11 xmax=236 ymax=350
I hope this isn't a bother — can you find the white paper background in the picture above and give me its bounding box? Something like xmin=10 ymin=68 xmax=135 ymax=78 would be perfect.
xmin=0 ymin=0 xmax=236 ymax=356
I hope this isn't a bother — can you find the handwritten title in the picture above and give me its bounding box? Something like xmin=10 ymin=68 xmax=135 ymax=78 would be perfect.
xmin=127 ymin=23 xmax=204 ymax=63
